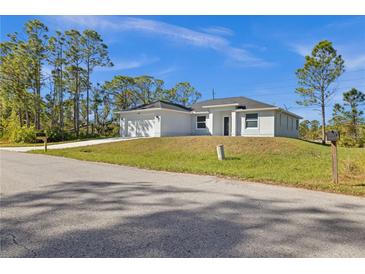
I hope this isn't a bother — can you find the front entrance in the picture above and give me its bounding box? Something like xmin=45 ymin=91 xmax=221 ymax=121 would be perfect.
xmin=223 ymin=116 xmax=230 ymax=136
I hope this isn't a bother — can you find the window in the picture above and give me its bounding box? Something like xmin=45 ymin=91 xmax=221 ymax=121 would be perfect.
xmin=296 ymin=119 xmax=299 ymax=130
xmin=196 ymin=116 xmax=206 ymax=129
xmin=245 ymin=113 xmax=258 ymax=128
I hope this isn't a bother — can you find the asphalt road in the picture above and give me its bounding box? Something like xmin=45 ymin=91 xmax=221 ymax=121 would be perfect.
xmin=1 ymin=151 xmax=365 ymax=257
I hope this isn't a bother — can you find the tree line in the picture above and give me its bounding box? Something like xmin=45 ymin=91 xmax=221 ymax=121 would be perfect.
xmin=0 ymin=19 xmax=201 ymax=143
xmin=296 ymin=40 xmax=365 ymax=147
xmin=1 ymin=20 xmax=363 ymax=147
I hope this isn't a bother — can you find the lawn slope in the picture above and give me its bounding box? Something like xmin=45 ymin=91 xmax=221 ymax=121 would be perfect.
xmin=33 ymin=137 xmax=365 ymax=196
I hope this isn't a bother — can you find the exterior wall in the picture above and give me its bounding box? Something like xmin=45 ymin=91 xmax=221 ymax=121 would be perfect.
xmin=119 ymin=111 xmax=161 ymax=137
xmin=160 ymin=111 xmax=192 ymax=136
xmin=231 ymin=111 xmax=237 ymax=136
xmin=191 ymin=113 xmax=212 ymax=135
xmin=191 ymin=109 xmax=234 ymax=136
xmin=119 ymin=108 xmax=300 ymax=138
xmin=212 ymin=110 xmax=232 ymax=136
xmin=274 ymin=111 xmax=299 ymax=138
xmin=239 ymin=110 xmax=275 ymax=137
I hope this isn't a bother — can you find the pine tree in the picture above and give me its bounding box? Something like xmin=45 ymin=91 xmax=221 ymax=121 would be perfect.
xmin=296 ymin=40 xmax=345 ymax=144
xmin=81 ymin=30 xmax=112 ymax=135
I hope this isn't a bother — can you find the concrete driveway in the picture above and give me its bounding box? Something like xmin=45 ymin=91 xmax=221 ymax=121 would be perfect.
xmin=0 ymin=137 xmax=136 ymax=152
xmin=1 ymin=151 xmax=365 ymax=257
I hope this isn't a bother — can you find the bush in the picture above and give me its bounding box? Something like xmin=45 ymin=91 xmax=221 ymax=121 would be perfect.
xmin=45 ymin=128 xmax=72 ymax=142
xmin=338 ymin=134 xmax=358 ymax=148
xmin=9 ymin=126 xmax=37 ymax=143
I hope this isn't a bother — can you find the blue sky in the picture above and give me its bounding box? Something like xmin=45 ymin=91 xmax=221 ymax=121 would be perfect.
xmin=1 ymin=15 xmax=364 ymax=121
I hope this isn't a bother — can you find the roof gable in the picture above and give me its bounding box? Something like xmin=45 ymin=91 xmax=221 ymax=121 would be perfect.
xmin=124 ymin=97 xmax=278 ymax=113
xmin=191 ymin=96 xmax=276 ymax=112
xmin=127 ymin=100 xmax=192 ymax=112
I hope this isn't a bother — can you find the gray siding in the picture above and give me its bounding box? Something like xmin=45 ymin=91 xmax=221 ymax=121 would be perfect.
xmin=239 ymin=110 xmax=275 ymax=137
xmin=274 ymin=111 xmax=299 ymax=138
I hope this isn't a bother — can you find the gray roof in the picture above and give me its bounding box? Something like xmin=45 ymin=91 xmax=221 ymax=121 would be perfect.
xmin=191 ymin=96 xmax=276 ymax=112
xmin=125 ymin=96 xmax=276 ymax=113
xmin=127 ymin=100 xmax=192 ymax=112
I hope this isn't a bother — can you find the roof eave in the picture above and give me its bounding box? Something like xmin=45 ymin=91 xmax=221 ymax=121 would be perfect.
xmin=116 ymin=108 xmax=191 ymax=114
xmin=277 ymin=108 xmax=303 ymax=119
xmin=201 ymin=103 xmax=240 ymax=108
xmin=235 ymin=107 xmax=279 ymax=112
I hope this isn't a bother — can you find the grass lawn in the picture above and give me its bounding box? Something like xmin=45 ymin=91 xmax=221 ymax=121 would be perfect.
xmin=32 ymin=136 xmax=365 ymax=196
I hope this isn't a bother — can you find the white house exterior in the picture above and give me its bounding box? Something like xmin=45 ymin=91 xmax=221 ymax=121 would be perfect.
xmin=117 ymin=97 xmax=302 ymax=138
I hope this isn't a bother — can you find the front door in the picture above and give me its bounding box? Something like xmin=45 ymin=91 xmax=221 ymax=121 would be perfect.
xmin=223 ymin=116 xmax=230 ymax=136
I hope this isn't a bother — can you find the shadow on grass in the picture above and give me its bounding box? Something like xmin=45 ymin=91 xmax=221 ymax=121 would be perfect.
xmin=1 ymin=180 xmax=365 ymax=258
xmin=299 ymin=138 xmax=330 ymax=147
xmin=224 ymin=157 xmax=241 ymax=161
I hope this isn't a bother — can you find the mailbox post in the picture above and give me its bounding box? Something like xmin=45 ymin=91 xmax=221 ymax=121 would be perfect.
xmin=36 ymin=132 xmax=48 ymax=152
xmin=325 ymin=130 xmax=340 ymax=183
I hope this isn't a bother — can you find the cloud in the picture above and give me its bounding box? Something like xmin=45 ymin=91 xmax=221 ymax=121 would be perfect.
xmin=56 ymin=16 xmax=272 ymax=67
xmin=289 ymin=43 xmax=313 ymax=57
xmin=97 ymin=56 xmax=159 ymax=72
xmin=240 ymin=43 xmax=267 ymax=52
xmin=200 ymin=26 xmax=234 ymax=36
xmin=290 ymin=42 xmax=365 ymax=71
xmin=154 ymin=66 xmax=178 ymax=77
xmin=343 ymin=54 xmax=365 ymax=71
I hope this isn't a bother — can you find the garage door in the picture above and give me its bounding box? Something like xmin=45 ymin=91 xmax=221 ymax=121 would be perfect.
xmin=127 ymin=116 xmax=156 ymax=137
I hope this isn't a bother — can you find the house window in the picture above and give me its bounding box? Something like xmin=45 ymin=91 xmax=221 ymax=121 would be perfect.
xmin=196 ymin=116 xmax=206 ymax=129
xmin=296 ymin=119 xmax=299 ymax=130
xmin=245 ymin=113 xmax=258 ymax=128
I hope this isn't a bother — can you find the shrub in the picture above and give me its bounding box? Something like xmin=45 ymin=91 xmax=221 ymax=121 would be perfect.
xmin=338 ymin=135 xmax=358 ymax=148
xmin=45 ymin=128 xmax=72 ymax=142
xmin=9 ymin=126 xmax=37 ymax=143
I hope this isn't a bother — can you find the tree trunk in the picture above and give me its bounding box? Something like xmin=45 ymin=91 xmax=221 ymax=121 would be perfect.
xmin=86 ymin=62 xmax=90 ymax=136
xmin=321 ymin=101 xmax=326 ymax=145
xmin=59 ymin=46 xmax=65 ymax=139
xmin=33 ymin=88 xmax=38 ymax=128
xmin=94 ymin=105 xmax=98 ymax=133
xmin=25 ymin=109 xmax=30 ymax=128
xmin=73 ymin=95 xmax=77 ymax=134
xmin=19 ymin=110 xmax=23 ymax=127
xmin=52 ymin=78 xmax=57 ymax=128
xmin=35 ymin=61 xmax=41 ymax=130
xmin=351 ymin=106 xmax=357 ymax=140
xmin=76 ymin=69 xmax=80 ymax=138
xmin=59 ymin=69 xmax=64 ymax=138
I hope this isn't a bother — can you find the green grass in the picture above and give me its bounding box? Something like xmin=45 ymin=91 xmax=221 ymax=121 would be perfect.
xmin=32 ymin=136 xmax=365 ymax=196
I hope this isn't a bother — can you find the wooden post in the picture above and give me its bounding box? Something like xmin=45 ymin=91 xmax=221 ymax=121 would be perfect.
xmin=44 ymin=137 xmax=48 ymax=152
xmin=326 ymin=130 xmax=340 ymax=184
xmin=36 ymin=132 xmax=48 ymax=152
xmin=331 ymin=141 xmax=338 ymax=183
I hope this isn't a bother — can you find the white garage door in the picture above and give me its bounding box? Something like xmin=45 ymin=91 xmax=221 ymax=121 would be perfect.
xmin=127 ymin=116 xmax=156 ymax=137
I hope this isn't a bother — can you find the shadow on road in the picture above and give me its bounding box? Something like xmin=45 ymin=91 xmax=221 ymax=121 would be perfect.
xmin=1 ymin=180 xmax=365 ymax=257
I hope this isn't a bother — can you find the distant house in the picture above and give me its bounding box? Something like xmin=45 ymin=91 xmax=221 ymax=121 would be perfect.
xmin=117 ymin=96 xmax=302 ymax=138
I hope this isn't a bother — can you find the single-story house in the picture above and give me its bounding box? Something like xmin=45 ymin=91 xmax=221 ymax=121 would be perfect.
xmin=117 ymin=96 xmax=302 ymax=138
